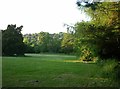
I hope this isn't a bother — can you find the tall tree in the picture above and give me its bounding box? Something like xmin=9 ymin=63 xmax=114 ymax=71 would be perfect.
xmin=2 ymin=24 xmax=25 ymax=56
xmin=76 ymin=1 xmax=120 ymax=60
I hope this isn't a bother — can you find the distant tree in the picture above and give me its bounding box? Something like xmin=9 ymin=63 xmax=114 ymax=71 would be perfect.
xmin=23 ymin=37 xmax=35 ymax=53
xmin=37 ymin=32 xmax=50 ymax=52
xmin=23 ymin=32 xmax=66 ymax=54
xmin=23 ymin=32 xmax=74 ymax=54
xmin=2 ymin=24 xmax=25 ymax=56
xmin=47 ymin=33 xmax=63 ymax=53
xmin=61 ymin=33 xmax=74 ymax=54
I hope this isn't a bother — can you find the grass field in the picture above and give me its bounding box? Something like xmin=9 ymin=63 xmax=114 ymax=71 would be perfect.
xmin=2 ymin=54 xmax=119 ymax=87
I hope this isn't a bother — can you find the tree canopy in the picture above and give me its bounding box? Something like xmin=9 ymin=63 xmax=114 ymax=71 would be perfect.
xmin=2 ymin=24 xmax=25 ymax=56
xmin=75 ymin=1 xmax=120 ymax=60
xmin=23 ymin=32 xmax=74 ymax=54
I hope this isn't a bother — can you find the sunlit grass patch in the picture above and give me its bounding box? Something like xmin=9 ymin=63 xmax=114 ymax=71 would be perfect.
xmin=64 ymin=59 xmax=97 ymax=63
xmin=64 ymin=59 xmax=82 ymax=63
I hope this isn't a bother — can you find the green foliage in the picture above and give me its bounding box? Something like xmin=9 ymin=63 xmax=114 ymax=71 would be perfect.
xmin=97 ymin=26 xmax=120 ymax=59
xmin=75 ymin=2 xmax=120 ymax=61
xmin=37 ymin=32 xmax=50 ymax=52
xmin=79 ymin=45 xmax=93 ymax=61
xmin=23 ymin=32 xmax=74 ymax=54
xmin=2 ymin=24 xmax=25 ymax=56
xmin=61 ymin=33 xmax=75 ymax=54
xmin=74 ymin=21 xmax=98 ymax=61
xmin=48 ymin=33 xmax=62 ymax=53
xmin=75 ymin=2 xmax=120 ymax=83
xmin=100 ymin=60 xmax=120 ymax=82
xmin=114 ymin=63 xmax=120 ymax=81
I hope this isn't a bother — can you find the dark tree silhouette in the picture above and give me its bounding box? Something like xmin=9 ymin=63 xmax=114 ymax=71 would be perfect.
xmin=2 ymin=24 xmax=25 ymax=56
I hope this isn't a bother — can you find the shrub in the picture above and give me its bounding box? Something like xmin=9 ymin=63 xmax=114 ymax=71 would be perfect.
xmin=114 ymin=63 xmax=120 ymax=81
xmin=100 ymin=59 xmax=119 ymax=80
xmin=79 ymin=44 xmax=98 ymax=62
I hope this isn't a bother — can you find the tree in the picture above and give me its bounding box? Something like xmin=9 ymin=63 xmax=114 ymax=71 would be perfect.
xmin=76 ymin=1 xmax=120 ymax=60
xmin=74 ymin=21 xmax=98 ymax=61
xmin=23 ymin=36 xmax=35 ymax=53
xmin=47 ymin=33 xmax=62 ymax=53
xmin=2 ymin=24 xmax=25 ymax=56
xmin=36 ymin=32 xmax=50 ymax=52
xmin=61 ymin=33 xmax=74 ymax=54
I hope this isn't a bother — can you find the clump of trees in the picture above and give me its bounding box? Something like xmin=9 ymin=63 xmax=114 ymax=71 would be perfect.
xmin=2 ymin=24 xmax=25 ymax=56
xmin=23 ymin=32 xmax=75 ymax=54
xmin=75 ymin=1 xmax=120 ymax=61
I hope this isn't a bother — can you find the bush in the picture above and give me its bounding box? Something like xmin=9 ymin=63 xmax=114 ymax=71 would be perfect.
xmin=79 ymin=44 xmax=98 ymax=62
xmin=100 ymin=59 xmax=119 ymax=80
xmin=114 ymin=63 xmax=120 ymax=81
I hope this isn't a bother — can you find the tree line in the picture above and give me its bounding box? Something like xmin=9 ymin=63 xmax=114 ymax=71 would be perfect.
xmin=2 ymin=25 xmax=75 ymax=56
xmin=23 ymin=31 xmax=74 ymax=54
xmin=2 ymin=1 xmax=120 ymax=61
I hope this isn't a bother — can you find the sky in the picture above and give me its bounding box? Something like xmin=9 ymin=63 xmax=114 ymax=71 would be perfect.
xmin=0 ymin=0 xmax=90 ymax=34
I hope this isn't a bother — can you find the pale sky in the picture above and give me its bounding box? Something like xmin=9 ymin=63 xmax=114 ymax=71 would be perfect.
xmin=0 ymin=0 xmax=89 ymax=34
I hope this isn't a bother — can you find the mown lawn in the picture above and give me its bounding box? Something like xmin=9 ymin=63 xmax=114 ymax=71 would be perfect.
xmin=2 ymin=54 xmax=119 ymax=87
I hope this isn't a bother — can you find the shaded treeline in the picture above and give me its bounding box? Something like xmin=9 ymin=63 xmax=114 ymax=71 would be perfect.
xmin=1 ymin=25 xmax=75 ymax=56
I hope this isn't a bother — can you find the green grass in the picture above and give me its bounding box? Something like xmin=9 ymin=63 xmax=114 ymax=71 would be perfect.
xmin=2 ymin=54 xmax=119 ymax=87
